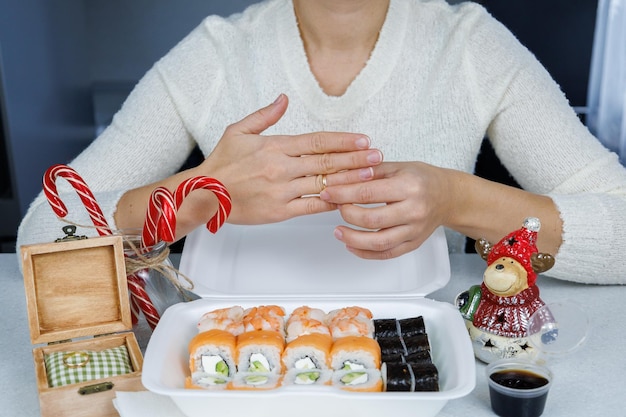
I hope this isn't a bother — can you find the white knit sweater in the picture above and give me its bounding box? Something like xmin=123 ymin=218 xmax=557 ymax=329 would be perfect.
xmin=17 ymin=0 xmax=626 ymax=284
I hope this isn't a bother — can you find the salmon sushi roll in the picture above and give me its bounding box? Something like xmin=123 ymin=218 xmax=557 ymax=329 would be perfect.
xmin=282 ymin=333 xmax=333 ymax=371
xmin=236 ymin=330 xmax=285 ymax=374
xmin=188 ymin=329 xmax=237 ymax=388
xmin=283 ymin=369 xmax=333 ymax=386
xmin=330 ymin=335 xmax=381 ymax=371
xmin=186 ymin=372 xmax=231 ymax=389
xmin=332 ymin=368 xmax=384 ymax=392
xmin=228 ymin=372 xmax=282 ymax=390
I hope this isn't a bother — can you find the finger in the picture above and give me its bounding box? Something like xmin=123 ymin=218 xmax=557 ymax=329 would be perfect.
xmin=338 ymin=203 xmax=398 ymax=231
xmin=285 ymin=195 xmax=338 ymax=218
xmin=333 ymin=224 xmax=420 ymax=260
xmin=325 ymin=167 xmax=375 ymax=187
xmin=320 ymin=177 xmax=402 ymax=205
xmin=289 ymin=148 xmax=383 ymax=180
xmin=232 ymin=94 xmax=289 ymax=136
xmin=345 ymin=240 xmax=418 ymax=260
xmin=282 ymin=131 xmax=372 ymax=156
xmin=295 ymin=166 xmax=375 ymax=197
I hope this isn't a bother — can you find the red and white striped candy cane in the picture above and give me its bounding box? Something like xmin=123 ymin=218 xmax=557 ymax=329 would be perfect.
xmin=126 ymin=273 xmax=160 ymax=330
xmin=43 ymin=164 xmax=146 ymax=323
xmin=174 ymin=176 xmax=232 ymax=233
xmin=141 ymin=186 xmax=177 ymax=248
xmin=43 ymin=164 xmax=111 ymax=236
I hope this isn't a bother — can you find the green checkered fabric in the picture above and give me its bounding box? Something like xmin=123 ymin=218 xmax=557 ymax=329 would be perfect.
xmin=44 ymin=345 xmax=132 ymax=388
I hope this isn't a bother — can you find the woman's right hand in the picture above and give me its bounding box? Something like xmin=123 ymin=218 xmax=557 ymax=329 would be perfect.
xmin=180 ymin=93 xmax=383 ymax=231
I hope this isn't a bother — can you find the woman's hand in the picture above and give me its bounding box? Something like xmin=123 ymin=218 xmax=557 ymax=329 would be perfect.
xmin=171 ymin=94 xmax=384 ymax=233
xmin=319 ymin=161 xmax=454 ymax=259
xmin=320 ymin=161 xmax=562 ymax=259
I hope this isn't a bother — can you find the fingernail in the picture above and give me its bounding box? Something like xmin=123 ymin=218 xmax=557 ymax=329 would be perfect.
xmin=334 ymin=228 xmax=343 ymax=240
xmin=320 ymin=190 xmax=330 ymax=200
xmin=355 ymin=136 xmax=370 ymax=149
xmin=359 ymin=167 xmax=374 ymax=180
xmin=367 ymin=150 xmax=382 ymax=164
xmin=272 ymin=93 xmax=285 ymax=105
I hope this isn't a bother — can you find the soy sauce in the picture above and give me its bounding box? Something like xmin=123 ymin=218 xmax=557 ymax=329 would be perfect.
xmin=488 ymin=370 xmax=550 ymax=417
xmin=490 ymin=369 xmax=549 ymax=389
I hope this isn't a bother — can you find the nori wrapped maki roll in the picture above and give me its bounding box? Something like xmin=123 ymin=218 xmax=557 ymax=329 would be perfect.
xmin=403 ymin=334 xmax=431 ymax=355
xmin=382 ymin=362 xmax=439 ymax=392
xmin=398 ymin=316 xmax=426 ymax=338
xmin=373 ymin=318 xmax=399 ymax=339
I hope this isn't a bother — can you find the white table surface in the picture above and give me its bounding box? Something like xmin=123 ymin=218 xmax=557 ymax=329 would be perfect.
xmin=1 ymin=252 xmax=623 ymax=416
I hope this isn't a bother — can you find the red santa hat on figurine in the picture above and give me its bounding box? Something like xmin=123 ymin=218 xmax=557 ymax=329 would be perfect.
xmin=487 ymin=217 xmax=542 ymax=286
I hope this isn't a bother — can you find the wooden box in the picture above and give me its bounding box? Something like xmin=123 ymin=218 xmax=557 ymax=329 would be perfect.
xmin=21 ymin=235 xmax=144 ymax=417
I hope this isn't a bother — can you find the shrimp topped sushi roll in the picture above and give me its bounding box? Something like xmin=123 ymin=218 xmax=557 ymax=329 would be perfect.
xmin=285 ymin=306 xmax=330 ymax=342
xmin=243 ymin=305 xmax=286 ymax=336
xmin=326 ymin=306 xmax=374 ymax=339
xmin=197 ymin=306 xmax=244 ymax=335
xmin=236 ymin=330 xmax=285 ymax=374
xmin=188 ymin=329 xmax=237 ymax=388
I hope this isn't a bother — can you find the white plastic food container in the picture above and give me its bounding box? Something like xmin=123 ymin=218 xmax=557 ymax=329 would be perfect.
xmin=142 ymin=212 xmax=475 ymax=417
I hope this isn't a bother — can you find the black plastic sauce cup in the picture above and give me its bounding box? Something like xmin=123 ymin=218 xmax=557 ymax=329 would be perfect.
xmin=486 ymin=359 xmax=553 ymax=417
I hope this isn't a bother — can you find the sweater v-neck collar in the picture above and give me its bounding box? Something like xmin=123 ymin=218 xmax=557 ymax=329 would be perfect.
xmin=277 ymin=0 xmax=407 ymax=121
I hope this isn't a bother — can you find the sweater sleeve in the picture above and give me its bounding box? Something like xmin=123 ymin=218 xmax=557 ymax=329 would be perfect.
xmin=464 ymin=7 xmax=626 ymax=284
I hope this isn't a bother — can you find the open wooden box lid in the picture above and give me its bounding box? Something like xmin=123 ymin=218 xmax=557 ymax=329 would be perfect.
xmin=21 ymin=235 xmax=131 ymax=345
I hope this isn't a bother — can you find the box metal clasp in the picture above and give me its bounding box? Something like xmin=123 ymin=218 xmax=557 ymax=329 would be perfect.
xmin=78 ymin=381 xmax=114 ymax=395
xmin=55 ymin=225 xmax=87 ymax=242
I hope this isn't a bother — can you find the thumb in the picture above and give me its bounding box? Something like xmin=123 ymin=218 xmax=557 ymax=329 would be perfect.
xmin=235 ymin=93 xmax=289 ymax=135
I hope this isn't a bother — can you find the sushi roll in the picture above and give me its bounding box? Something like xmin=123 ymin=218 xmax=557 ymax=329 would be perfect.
xmin=188 ymin=329 xmax=237 ymax=379
xmin=326 ymin=307 xmax=374 ymax=339
xmin=228 ymin=372 xmax=282 ymax=390
xmin=373 ymin=318 xmax=400 ymax=339
xmin=398 ymin=316 xmax=426 ymax=338
xmin=282 ymin=333 xmax=333 ymax=371
xmin=285 ymin=306 xmax=330 ymax=342
xmin=382 ymin=362 xmax=440 ymax=392
xmin=197 ymin=306 xmax=245 ymax=335
xmin=332 ymin=368 xmax=383 ymax=392
xmin=381 ymin=350 xmax=433 ymax=365
xmin=403 ymin=334 xmax=431 ymax=355
xmin=283 ymin=369 xmax=333 ymax=386
xmin=236 ymin=330 xmax=285 ymax=374
xmin=373 ymin=315 xmax=427 ymax=340
xmin=186 ymin=372 xmax=231 ymax=389
xmin=330 ymin=335 xmax=381 ymax=371
xmin=377 ymin=334 xmax=431 ymax=360
xmin=243 ymin=305 xmax=286 ymax=336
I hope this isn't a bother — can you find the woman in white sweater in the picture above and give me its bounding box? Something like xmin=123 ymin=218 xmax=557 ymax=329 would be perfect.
xmin=17 ymin=0 xmax=626 ymax=284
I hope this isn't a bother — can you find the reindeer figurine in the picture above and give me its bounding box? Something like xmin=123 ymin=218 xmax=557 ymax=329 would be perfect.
xmin=457 ymin=217 xmax=556 ymax=363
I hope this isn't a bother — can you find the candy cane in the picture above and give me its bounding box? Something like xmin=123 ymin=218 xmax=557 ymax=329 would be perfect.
xmin=43 ymin=164 xmax=111 ymax=236
xmin=42 ymin=164 xmax=149 ymax=323
xmin=127 ymin=273 xmax=160 ymax=330
xmin=174 ymin=176 xmax=232 ymax=233
xmin=141 ymin=187 xmax=177 ymax=248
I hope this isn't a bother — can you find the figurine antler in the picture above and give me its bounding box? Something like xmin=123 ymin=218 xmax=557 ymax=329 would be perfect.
xmin=531 ymin=252 xmax=555 ymax=274
xmin=474 ymin=238 xmax=492 ymax=261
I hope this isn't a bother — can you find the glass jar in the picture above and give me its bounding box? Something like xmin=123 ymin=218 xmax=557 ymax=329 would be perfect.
xmin=118 ymin=230 xmax=198 ymax=339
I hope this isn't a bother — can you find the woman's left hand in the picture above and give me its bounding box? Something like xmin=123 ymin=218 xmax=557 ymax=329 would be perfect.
xmin=319 ymin=161 xmax=455 ymax=259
